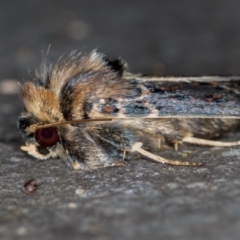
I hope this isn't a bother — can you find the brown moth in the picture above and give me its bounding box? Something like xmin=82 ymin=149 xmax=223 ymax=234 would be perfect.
xmin=17 ymin=51 xmax=240 ymax=170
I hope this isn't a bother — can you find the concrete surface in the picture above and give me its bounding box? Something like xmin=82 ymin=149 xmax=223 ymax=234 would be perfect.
xmin=1 ymin=1 xmax=240 ymax=239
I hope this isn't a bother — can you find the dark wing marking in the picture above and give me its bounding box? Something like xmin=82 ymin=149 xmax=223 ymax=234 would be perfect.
xmin=85 ymin=76 xmax=240 ymax=118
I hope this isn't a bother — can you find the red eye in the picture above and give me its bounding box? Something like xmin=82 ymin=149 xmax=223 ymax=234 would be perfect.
xmin=35 ymin=128 xmax=59 ymax=147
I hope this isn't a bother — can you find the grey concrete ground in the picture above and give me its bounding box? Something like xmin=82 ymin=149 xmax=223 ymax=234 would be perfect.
xmin=1 ymin=1 xmax=240 ymax=239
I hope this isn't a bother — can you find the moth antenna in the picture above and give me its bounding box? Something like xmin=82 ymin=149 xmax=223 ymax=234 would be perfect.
xmin=35 ymin=118 xmax=113 ymax=130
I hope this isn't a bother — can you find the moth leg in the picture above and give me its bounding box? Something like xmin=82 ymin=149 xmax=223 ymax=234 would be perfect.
xmin=157 ymin=138 xmax=179 ymax=151
xmin=123 ymin=150 xmax=127 ymax=161
xmin=131 ymin=142 xmax=202 ymax=166
xmin=71 ymin=160 xmax=82 ymax=170
xmin=157 ymin=138 xmax=161 ymax=149
xmin=174 ymin=143 xmax=178 ymax=151
xmin=174 ymin=140 xmax=185 ymax=151
xmin=183 ymin=137 xmax=240 ymax=147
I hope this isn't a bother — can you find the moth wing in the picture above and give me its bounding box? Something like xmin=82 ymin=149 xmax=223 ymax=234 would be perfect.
xmin=85 ymin=76 xmax=240 ymax=119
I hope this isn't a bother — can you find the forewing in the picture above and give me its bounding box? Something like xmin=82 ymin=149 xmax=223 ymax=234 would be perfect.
xmin=85 ymin=76 xmax=240 ymax=119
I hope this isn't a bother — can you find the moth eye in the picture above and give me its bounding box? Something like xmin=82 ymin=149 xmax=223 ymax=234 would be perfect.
xmin=35 ymin=128 xmax=59 ymax=147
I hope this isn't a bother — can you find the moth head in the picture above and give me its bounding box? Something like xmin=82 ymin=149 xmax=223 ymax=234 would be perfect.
xmin=17 ymin=67 xmax=69 ymax=159
xmin=17 ymin=50 xmax=127 ymax=167
xmin=17 ymin=109 xmax=63 ymax=160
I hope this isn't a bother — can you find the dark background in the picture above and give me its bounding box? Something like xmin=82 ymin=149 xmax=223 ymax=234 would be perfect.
xmin=1 ymin=1 xmax=240 ymax=240
xmin=2 ymin=0 xmax=240 ymax=79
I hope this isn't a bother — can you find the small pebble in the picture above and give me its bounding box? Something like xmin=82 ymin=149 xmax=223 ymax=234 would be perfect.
xmin=16 ymin=227 xmax=27 ymax=236
xmin=68 ymin=202 xmax=78 ymax=209
xmin=75 ymin=188 xmax=85 ymax=196
xmin=23 ymin=179 xmax=38 ymax=194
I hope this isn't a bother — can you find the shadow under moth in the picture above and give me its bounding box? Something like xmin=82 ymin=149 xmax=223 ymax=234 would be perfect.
xmin=17 ymin=51 xmax=240 ymax=170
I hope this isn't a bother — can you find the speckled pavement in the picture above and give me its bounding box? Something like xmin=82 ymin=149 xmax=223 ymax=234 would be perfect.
xmin=1 ymin=1 xmax=240 ymax=240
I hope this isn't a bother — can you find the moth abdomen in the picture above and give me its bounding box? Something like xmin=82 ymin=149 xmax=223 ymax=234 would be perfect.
xmin=179 ymin=118 xmax=240 ymax=139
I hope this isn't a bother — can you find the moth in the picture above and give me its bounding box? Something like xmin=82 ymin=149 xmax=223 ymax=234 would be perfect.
xmin=17 ymin=51 xmax=240 ymax=170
